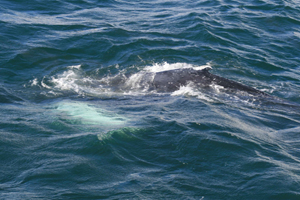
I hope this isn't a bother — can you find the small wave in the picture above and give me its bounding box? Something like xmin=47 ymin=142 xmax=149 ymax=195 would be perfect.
xmin=0 ymin=85 xmax=23 ymax=104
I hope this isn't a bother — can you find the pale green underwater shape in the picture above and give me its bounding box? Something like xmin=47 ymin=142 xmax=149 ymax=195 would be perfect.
xmin=54 ymin=101 xmax=143 ymax=142
xmin=55 ymin=101 xmax=127 ymax=126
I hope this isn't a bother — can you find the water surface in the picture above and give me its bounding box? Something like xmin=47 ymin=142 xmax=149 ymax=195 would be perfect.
xmin=1 ymin=0 xmax=300 ymax=199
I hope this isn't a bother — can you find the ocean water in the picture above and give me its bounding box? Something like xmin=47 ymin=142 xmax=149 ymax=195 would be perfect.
xmin=1 ymin=0 xmax=300 ymax=199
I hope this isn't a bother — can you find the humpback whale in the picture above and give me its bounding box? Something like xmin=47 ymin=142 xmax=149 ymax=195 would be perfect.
xmin=150 ymin=68 xmax=269 ymax=96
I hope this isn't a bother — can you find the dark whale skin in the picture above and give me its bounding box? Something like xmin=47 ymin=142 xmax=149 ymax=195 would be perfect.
xmin=152 ymin=68 xmax=268 ymax=96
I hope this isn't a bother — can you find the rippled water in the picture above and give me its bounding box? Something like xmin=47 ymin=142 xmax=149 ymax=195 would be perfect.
xmin=1 ymin=0 xmax=300 ymax=199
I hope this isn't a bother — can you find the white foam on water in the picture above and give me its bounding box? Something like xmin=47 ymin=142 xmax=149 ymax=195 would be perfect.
xmin=68 ymin=64 xmax=82 ymax=69
xmin=144 ymin=62 xmax=212 ymax=73
xmin=123 ymin=71 xmax=156 ymax=93
xmin=193 ymin=62 xmax=212 ymax=71
xmin=171 ymin=84 xmax=196 ymax=96
xmin=30 ymin=78 xmax=38 ymax=86
xmin=49 ymin=65 xmax=99 ymax=95
xmin=50 ymin=70 xmax=81 ymax=92
xmin=210 ymin=84 xmax=225 ymax=93
xmin=171 ymin=83 xmax=216 ymax=103
xmin=39 ymin=64 xmax=108 ymax=96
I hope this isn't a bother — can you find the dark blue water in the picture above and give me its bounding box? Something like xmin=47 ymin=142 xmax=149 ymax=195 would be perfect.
xmin=1 ymin=0 xmax=300 ymax=199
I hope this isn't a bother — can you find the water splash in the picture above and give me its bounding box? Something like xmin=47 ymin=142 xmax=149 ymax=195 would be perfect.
xmin=35 ymin=62 xmax=212 ymax=97
xmin=144 ymin=62 xmax=211 ymax=73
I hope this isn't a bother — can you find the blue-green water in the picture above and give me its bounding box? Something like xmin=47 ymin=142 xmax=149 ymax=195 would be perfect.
xmin=1 ymin=0 xmax=300 ymax=199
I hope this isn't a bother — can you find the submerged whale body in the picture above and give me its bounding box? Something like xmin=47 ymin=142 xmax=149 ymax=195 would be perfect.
xmin=151 ymin=68 xmax=268 ymax=96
